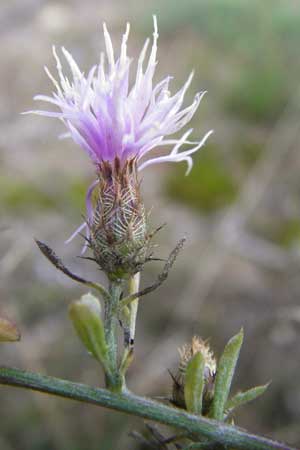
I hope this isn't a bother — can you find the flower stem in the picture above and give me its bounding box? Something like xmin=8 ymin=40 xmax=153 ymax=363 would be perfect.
xmin=104 ymin=280 xmax=123 ymax=391
xmin=0 ymin=366 xmax=294 ymax=450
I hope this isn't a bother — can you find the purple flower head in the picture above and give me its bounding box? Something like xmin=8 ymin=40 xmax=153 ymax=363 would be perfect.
xmin=26 ymin=17 xmax=212 ymax=250
xmin=28 ymin=16 xmax=212 ymax=171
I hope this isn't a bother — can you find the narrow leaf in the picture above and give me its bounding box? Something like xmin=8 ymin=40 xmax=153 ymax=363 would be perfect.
xmin=35 ymin=240 xmax=110 ymax=300
xmin=184 ymin=352 xmax=205 ymax=414
xmin=69 ymin=293 xmax=108 ymax=369
xmin=210 ymin=328 xmax=243 ymax=420
xmin=225 ymin=383 xmax=270 ymax=413
xmin=36 ymin=240 xmax=90 ymax=284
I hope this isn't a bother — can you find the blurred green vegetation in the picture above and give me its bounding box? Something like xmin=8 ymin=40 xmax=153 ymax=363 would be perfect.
xmin=166 ymin=145 xmax=238 ymax=213
xmin=225 ymin=65 xmax=288 ymax=123
xmin=145 ymin=0 xmax=300 ymax=214
xmin=165 ymin=138 xmax=265 ymax=213
xmin=275 ymin=219 xmax=300 ymax=248
xmin=259 ymin=219 xmax=300 ymax=249
xmin=0 ymin=176 xmax=56 ymax=213
xmin=235 ymin=140 xmax=264 ymax=169
xmin=0 ymin=176 xmax=87 ymax=216
xmin=147 ymin=0 xmax=300 ymax=63
xmin=146 ymin=0 xmax=300 ymax=124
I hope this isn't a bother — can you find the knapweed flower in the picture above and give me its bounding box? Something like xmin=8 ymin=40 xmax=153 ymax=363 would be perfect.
xmin=27 ymin=17 xmax=212 ymax=278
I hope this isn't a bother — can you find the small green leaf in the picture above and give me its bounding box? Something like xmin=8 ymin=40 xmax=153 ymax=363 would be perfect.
xmin=69 ymin=293 xmax=108 ymax=369
xmin=225 ymin=383 xmax=270 ymax=413
xmin=210 ymin=328 xmax=244 ymax=420
xmin=184 ymin=352 xmax=205 ymax=414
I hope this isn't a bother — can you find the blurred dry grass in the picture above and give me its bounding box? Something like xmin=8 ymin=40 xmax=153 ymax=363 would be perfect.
xmin=1 ymin=1 xmax=300 ymax=449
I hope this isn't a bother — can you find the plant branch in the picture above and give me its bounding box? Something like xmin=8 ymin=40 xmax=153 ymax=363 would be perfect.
xmin=35 ymin=240 xmax=110 ymax=300
xmin=119 ymin=238 xmax=186 ymax=309
xmin=0 ymin=366 xmax=294 ymax=450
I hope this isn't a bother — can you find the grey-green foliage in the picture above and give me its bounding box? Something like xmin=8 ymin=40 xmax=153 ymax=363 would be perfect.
xmin=178 ymin=329 xmax=268 ymax=423
xmin=210 ymin=328 xmax=244 ymax=420
xmin=225 ymin=383 xmax=270 ymax=415
xmin=208 ymin=329 xmax=268 ymax=421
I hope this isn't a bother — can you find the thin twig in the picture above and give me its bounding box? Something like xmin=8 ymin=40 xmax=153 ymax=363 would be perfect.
xmin=0 ymin=366 xmax=294 ymax=450
xmin=119 ymin=238 xmax=186 ymax=309
xmin=35 ymin=240 xmax=110 ymax=300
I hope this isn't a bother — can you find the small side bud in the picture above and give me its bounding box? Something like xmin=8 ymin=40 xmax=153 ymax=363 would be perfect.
xmin=0 ymin=316 xmax=21 ymax=342
xmin=172 ymin=336 xmax=216 ymax=415
xmin=69 ymin=293 xmax=108 ymax=368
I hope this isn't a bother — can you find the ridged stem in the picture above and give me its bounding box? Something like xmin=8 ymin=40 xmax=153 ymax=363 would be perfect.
xmin=0 ymin=366 xmax=294 ymax=450
xmin=104 ymin=281 xmax=123 ymax=391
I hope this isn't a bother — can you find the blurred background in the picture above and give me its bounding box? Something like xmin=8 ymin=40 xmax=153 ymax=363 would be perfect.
xmin=1 ymin=0 xmax=300 ymax=448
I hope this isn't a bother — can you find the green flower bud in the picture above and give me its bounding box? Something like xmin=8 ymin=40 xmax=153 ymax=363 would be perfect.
xmin=69 ymin=293 xmax=108 ymax=367
xmin=172 ymin=336 xmax=216 ymax=415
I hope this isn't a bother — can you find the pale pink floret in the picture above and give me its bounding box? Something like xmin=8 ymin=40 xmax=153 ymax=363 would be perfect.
xmin=26 ymin=17 xmax=213 ymax=248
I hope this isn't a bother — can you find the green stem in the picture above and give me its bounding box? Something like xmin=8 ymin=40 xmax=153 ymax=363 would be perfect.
xmin=0 ymin=367 xmax=294 ymax=450
xmin=88 ymin=281 xmax=110 ymax=302
xmin=104 ymin=281 xmax=122 ymax=391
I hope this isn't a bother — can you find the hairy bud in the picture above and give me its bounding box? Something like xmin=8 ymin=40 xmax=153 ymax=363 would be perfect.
xmin=90 ymin=158 xmax=148 ymax=279
xmin=172 ymin=336 xmax=216 ymax=414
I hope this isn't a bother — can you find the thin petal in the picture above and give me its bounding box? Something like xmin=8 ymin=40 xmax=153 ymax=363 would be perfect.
xmin=103 ymin=23 xmax=115 ymax=73
xmin=138 ymin=130 xmax=213 ymax=172
xmin=120 ymin=22 xmax=130 ymax=68
xmin=65 ymin=221 xmax=87 ymax=244
xmin=26 ymin=18 xmax=212 ymax=170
